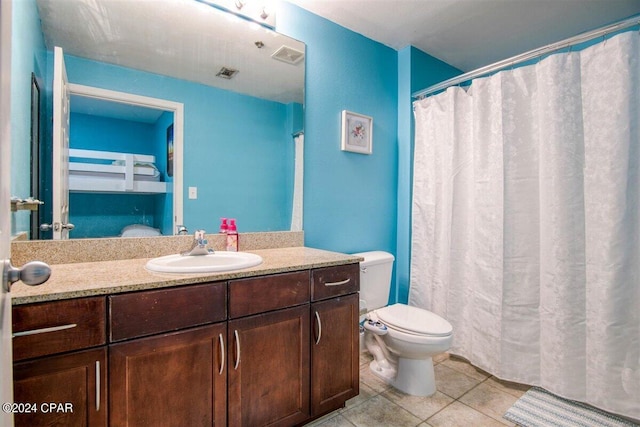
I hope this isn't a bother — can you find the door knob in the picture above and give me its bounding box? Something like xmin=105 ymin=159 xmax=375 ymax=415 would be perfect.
xmin=40 ymin=223 xmax=53 ymax=232
xmin=53 ymin=222 xmax=75 ymax=231
xmin=3 ymin=260 xmax=51 ymax=292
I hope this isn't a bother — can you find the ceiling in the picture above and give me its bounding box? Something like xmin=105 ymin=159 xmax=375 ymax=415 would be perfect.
xmin=34 ymin=0 xmax=640 ymax=101
xmin=286 ymin=0 xmax=640 ymax=72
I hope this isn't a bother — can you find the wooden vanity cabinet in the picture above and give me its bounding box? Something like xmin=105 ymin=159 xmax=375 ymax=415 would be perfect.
xmin=12 ymin=297 xmax=108 ymax=427
xmin=108 ymin=282 xmax=227 ymax=427
xmin=12 ymin=262 xmax=360 ymax=427
xmin=310 ymin=265 xmax=360 ymax=417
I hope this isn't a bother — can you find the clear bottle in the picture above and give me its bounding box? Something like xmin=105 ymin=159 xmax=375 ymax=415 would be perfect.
xmin=226 ymin=219 xmax=238 ymax=252
xmin=219 ymin=218 xmax=228 ymax=234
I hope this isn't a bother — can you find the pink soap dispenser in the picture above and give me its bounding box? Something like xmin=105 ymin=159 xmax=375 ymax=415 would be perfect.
xmin=226 ymin=219 xmax=238 ymax=252
xmin=219 ymin=218 xmax=228 ymax=234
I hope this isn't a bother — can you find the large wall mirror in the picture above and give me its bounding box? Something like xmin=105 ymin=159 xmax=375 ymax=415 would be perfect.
xmin=10 ymin=0 xmax=305 ymax=240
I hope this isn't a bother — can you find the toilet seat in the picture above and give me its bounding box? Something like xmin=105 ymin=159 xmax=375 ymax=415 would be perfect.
xmin=376 ymin=304 xmax=452 ymax=337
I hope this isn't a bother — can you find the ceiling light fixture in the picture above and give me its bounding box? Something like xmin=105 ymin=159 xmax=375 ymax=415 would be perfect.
xmin=204 ymin=1 xmax=276 ymax=29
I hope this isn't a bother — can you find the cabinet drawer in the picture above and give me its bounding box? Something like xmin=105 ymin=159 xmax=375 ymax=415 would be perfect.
xmin=229 ymin=271 xmax=310 ymax=318
xmin=311 ymin=264 xmax=360 ymax=301
xmin=109 ymin=282 xmax=226 ymax=342
xmin=12 ymin=297 xmax=106 ymax=361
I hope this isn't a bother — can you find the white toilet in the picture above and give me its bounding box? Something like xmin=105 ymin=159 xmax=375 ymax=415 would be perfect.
xmin=355 ymin=251 xmax=453 ymax=397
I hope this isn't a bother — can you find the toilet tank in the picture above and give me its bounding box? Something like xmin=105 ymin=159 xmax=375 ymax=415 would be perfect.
xmin=352 ymin=251 xmax=395 ymax=312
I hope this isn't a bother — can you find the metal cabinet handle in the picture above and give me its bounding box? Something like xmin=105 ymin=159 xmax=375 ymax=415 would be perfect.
xmin=314 ymin=311 xmax=322 ymax=345
xmin=12 ymin=323 xmax=77 ymax=338
xmin=218 ymin=333 xmax=225 ymax=375
xmin=96 ymin=361 xmax=101 ymax=412
xmin=233 ymin=330 xmax=241 ymax=370
xmin=324 ymin=278 xmax=351 ymax=287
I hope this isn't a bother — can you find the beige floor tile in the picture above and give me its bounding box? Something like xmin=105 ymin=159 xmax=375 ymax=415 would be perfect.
xmin=383 ymin=388 xmax=455 ymax=421
xmin=427 ymin=401 xmax=508 ymax=427
xmin=341 ymin=395 xmax=422 ymax=427
xmin=441 ymin=356 xmax=490 ymax=381
xmin=434 ymin=364 xmax=482 ymax=399
xmin=306 ymin=413 xmax=356 ymax=427
xmin=458 ymin=381 xmax=519 ymax=425
xmin=433 ymin=352 xmax=451 ymax=364
xmin=484 ymin=376 xmax=530 ymax=398
xmin=359 ymin=364 xmax=392 ymax=394
xmin=341 ymin=382 xmax=378 ymax=411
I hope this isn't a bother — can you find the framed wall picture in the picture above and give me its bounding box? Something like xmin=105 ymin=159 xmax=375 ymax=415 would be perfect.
xmin=341 ymin=110 xmax=372 ymax=155
xmin=166 ymin=124 xmax=174 ymax=177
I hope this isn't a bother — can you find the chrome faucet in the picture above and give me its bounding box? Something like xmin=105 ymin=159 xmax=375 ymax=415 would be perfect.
xmin=182 ymin=229 xmax=213 ymax=256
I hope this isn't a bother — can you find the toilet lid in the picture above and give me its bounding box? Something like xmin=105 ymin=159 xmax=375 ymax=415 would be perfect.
xmin=376 ymin=304 xmax=453 ymax=337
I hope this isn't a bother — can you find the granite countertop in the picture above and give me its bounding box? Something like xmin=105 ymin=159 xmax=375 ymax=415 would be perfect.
xmin=11 ymin=247 xmax=363 ymax=305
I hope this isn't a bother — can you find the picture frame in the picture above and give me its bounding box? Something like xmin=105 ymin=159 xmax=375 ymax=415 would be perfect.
xmin=166 ymin=124 xmax=174 ymax=177
xmin=341 ymin=110 xmax=372 ymax=155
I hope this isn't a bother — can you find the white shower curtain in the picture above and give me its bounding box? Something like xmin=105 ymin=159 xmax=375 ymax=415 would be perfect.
xmin=290 ymin=132 xmax=304 ymax=231
xmin=410 ymin=31 xmax=640 ymax=419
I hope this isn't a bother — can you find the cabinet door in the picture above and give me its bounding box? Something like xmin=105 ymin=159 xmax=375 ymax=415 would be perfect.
xmin=228 ymin=305 xmax=310 ymax=427
xmin=13 ymin=347 xmax=107 ymax=427
xmin=109 ymin=324 xmax=226 ymax=427
xmin=311 ymin=293 xmax=359 ymax=416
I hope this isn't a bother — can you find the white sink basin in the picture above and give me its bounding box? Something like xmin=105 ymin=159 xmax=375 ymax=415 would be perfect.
xmin=145 ymin=251 xmax=263 ymax=273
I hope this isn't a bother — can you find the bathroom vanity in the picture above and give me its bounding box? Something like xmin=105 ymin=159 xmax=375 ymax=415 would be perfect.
xmin=10 ymin=244 xmax=361 ymax=427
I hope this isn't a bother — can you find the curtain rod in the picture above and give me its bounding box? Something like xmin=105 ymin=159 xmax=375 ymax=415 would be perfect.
xmin=412 ymin=14 xmax=640 ymax=99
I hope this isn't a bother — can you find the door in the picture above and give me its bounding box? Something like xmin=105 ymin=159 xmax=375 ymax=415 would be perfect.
xmin=228 ymin=305 xmax=310 ymax=427
xmin=52 ymin=46 xmax=71 ymax=240
xmin=311 ymin=294 xmax=360 ymax=415
xmin=13 ymin=348 xmax=107 ymax=427
xmin=110 ymin=324 xmax=227 ymax=427
xmin=1 ymin=0 xmax=15 ymax=424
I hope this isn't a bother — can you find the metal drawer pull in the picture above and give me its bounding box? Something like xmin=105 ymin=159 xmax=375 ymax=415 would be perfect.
xmin=233 ymin=330 xmax=241 ymax=370
xmin=218 ymin=333 xmax=225 ymax=375
xmin=324 ymin=278 xmax=351 ymax=287
xmin=12 ymin=323 xmax=77 ymax=338
xmin=95 ymin=361 xmax=100 ymax=412
xmin=314 ymin=311 xmax=322 ymax=345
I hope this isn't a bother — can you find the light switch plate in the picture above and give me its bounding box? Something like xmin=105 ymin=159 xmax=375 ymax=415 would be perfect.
xmin=188 ymin=187 xmax=197 ymax=199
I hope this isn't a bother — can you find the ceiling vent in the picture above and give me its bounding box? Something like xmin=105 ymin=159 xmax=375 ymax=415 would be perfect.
xmin=271 ymin=45 xmax=304 ymax=65
xmin=216 ymin=67 xmax=239 ymax=79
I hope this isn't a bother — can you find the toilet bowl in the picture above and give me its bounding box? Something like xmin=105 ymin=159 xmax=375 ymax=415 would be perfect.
xmin=364 ymin=303 xmax=452 ymax=396
xmin=354 ymin=251 xmax=453 ymax=397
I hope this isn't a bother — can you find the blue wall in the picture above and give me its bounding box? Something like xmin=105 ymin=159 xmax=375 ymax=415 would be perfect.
xmin=277 ymin=4 xmax=462 ymax=304
xmin=10 ymin=0 xmax=46 ymax=237
xmin=277 ymin=4 xmax=399 ymax=261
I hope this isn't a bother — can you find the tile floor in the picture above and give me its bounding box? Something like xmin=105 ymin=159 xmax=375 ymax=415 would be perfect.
xmin=308 ymin=351 xmax=531 ymax=427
